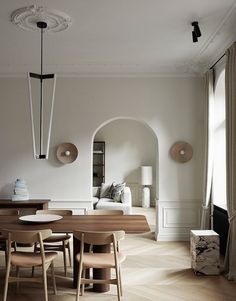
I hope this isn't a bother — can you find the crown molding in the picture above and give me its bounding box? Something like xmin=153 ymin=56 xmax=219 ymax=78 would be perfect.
xmin=197 ymin=2 xmax=236 ymax=59
xmin=0 ymin=72 xmax=201 ymax=78
xmin=188 ymin=2 xmax=236 ymax=72
xmin=0 ymin=68 xmax=202 ymax=79
xmin=0 ymin=60 xmax=204 ymax=78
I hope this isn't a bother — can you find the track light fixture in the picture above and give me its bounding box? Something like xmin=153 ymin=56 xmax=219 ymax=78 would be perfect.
xmin=192 ymin=21 xmax=201 ymax=43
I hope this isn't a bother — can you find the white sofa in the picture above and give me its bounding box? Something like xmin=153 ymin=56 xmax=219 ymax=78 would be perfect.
xmin=93 ymin=186 xmax=132 ymax=215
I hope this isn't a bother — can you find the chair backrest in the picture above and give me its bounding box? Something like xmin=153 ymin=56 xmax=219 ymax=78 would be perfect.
xmin=74 ymin=230 xmax=125 ymax=246
xmin=0 ymin=209 xmax=19 ymax=216
xmin=86 ymin=209 xmax=124 ymax=216
xmin=2 ymin=229 xmax=53 ymax=272
xmin=36 ymin=209 xmax=73 ymax=216
xmin=2 ymin=229 xmax=52 ymax=244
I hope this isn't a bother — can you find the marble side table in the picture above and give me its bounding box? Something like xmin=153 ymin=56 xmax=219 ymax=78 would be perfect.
xmin=190 ymin=230 xmax=220 ymax=275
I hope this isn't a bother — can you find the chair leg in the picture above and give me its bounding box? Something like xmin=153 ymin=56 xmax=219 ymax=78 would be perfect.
xmin=42 ymin=265 xmax=48 ymax=301
xmin=51 ymin=261 xmax=57 ymax=295
xmin=3 ymin=258 xmax=11 ymax=301
xmin=81 ymin=269 xmax=86 ymax=296
xmin=4 ymin=249 xmax=7 ymax=266
xmin=16 ymin=266 xmax=20 ymax=292
xmin=119 ymin=266 xmax=123 ymax=296
xmin=67 ymin=240 xmax=72 ymax=267
xmin=76 ymin=265 xmax=83 ymax=301
xmin=115 ymin=265 xmax=121 ymax=301
xmin=13 ymin=242 xmax=17 ymax=252
xmin=89 ymin=244 xmax=93 ymax=253
xmin=32 ymin=243 xmax=37 ymax=277
xmin=62 ymin=241 xmax=67 ymax=276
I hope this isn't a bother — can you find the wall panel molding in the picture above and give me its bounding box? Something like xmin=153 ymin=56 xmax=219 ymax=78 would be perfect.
xmin=156 ymin=199 xmax=202 ymax=241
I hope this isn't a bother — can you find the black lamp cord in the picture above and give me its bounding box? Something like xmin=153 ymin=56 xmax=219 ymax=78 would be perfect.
xmin=39 ymin=26 xmax=43 ymax=155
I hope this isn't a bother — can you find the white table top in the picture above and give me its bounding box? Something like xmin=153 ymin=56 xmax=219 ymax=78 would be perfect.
xmin=191 ymin=230 xmax=219 ymax=236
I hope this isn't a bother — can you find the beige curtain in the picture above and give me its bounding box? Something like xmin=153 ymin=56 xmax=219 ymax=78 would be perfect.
xmin=224 ymin=42 xmax=236 ymax=280
xmin=201 ymin=69 xmax=214 ymax=229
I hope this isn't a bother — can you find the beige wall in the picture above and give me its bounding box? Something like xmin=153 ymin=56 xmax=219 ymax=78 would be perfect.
xmin=0 ymin=76 xmax=204 ymax=238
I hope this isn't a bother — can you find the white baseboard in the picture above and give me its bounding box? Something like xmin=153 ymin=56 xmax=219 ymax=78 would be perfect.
xmin=156 ymin=232 xmax=191 ymax=241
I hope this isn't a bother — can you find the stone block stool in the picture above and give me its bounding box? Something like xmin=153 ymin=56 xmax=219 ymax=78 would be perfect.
xmin=190 ymin=230 xmax=220 ymax=275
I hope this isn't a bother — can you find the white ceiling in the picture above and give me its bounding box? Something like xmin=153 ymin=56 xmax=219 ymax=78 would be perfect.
xmin=1 ymin=0 xmax=236 ymax=77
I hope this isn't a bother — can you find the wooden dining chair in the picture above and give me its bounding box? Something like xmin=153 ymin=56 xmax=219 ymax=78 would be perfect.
xmin=86 ymin=209 xmax=124 ymax=252
xmin=2 ymin=228 xmax=57 ymax=301
xmin=0 ymin=209 xmax=19 ymax=264
xmin=86 ymin=209 xmax=124 ymax=215
xmin=74 ymin=230 xmax=126 ymax=301
xmin=35 ymin=209 xmax=73 ymax=276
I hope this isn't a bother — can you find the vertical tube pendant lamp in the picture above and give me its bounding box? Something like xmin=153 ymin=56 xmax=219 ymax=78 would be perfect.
xmin=28 ymin=21 xmax=56 ymax=159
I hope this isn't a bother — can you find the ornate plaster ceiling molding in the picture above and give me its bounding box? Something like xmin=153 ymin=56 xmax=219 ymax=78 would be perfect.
xmin=11 ymin=5 xmax=72 ymax=33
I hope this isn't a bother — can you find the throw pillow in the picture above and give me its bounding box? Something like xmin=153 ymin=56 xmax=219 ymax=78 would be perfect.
xmin=100 ymin=182 xmax=115 ymax=198
xmin=111 ymin=183 xmax=126 ymax=202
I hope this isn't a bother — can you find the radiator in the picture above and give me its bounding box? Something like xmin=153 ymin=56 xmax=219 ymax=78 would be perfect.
xmin=213 ymin=205 xmax=229 ymax=256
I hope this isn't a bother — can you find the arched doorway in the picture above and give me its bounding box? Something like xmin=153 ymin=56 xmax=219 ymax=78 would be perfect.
xmin=91 ymin=117 xmax=159 ymax=207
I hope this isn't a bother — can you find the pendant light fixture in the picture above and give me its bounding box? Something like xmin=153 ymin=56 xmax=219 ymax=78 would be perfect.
xmin=11 ymin=5 xmax=72 ymax=159
xmin=27 ymin=21 xmax=56 ymax=159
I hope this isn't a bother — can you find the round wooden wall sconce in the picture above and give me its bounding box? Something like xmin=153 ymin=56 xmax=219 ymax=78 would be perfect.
xmin=56 ymin=143 xmax=78 ymax=164
xmin=170 ymin=141 xmax=193 ymax=163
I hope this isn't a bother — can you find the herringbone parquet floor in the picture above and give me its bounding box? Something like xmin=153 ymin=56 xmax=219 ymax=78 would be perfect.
xmin=0 ymin=207 xmax=235 ymax=301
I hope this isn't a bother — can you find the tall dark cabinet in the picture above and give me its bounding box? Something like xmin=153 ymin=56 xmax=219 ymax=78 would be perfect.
xmin=93 ymin=141 xmax=105 ymax=187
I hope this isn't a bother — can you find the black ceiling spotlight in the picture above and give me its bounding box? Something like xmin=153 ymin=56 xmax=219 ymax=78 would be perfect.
xmin=192 ymin=21 xmax=201 ymax=43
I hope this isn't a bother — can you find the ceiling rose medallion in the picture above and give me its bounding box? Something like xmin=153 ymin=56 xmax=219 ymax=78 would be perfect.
xmin=11 ymin=5 xmax=72 ymax=32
